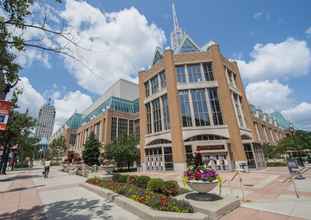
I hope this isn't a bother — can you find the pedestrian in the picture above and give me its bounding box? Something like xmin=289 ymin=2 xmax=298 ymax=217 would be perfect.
xmin=43 ymin=158 xmax=51 ymax=178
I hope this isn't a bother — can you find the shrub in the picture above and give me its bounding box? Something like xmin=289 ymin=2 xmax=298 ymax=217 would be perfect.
xmin=136 ymin=176 xmax=151 ymax=189
xmin=162 ymin=180 xmax=179 ymax=196
xmin=127 ymin=175 xmax=138 ymax=184
xmin=147 ymin=178 xmax=164 ymax=193
xmin=267 ymin=161 xmax=287 ymax=167
xmin=166 ymin=199 xmax=193 ymax=213
xmin=86 ymin=177 xmax=104 ymax=187
xmin=112 ymin=174 xmax=128 ymax=183
xmin=88 ymin=178 xmax=193 ymax=213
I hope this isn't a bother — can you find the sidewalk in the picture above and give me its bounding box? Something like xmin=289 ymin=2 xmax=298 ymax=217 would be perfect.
xmin=0 ymin=166 xmax=141 ymax=220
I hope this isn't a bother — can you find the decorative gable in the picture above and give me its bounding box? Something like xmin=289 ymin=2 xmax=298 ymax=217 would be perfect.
xmin=152 ymin=47 xmax=163 ymax=65
xmin=176 ymin=34 xmax=200 ymax=53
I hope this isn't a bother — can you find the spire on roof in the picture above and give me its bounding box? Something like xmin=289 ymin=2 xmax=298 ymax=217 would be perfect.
xmin=170 ymin=0 xmax=186 ymax=51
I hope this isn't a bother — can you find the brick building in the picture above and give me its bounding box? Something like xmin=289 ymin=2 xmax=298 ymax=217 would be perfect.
xmin=138 ymin=2 xmax=289 ymax=172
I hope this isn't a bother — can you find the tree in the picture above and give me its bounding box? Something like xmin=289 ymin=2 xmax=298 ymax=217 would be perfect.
xmin=48 ymin=136 xmax=66 ymax=162
xmin=0 ymin=92 xmax=37 ymax=174
xmin=0 ymin=0 xmax=82 ymax=99
xmin=105 ymin=135 xmax=138 ymax=170
xmin=82 ymin=132 xmax=101 ymax=166
xmin=264 ymin=130 xmax=311 ymax=159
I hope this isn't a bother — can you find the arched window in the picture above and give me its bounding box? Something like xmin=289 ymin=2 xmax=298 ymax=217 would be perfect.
xmin=146 ymin=139 xmax=172 ymax=146
xmin=241 ymin=134 xmax=252 ymax=140
xmin=185 ymin=134 xmax=228 ymax=142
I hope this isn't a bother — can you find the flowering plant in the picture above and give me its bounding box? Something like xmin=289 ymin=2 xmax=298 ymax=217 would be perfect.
xmin=184 ymin=164 xmax=218 ymax=182
xmin=183 ymin=151 xmax=218 ymax=183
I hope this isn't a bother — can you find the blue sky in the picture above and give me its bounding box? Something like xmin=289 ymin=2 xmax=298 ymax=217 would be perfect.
xmin=14 ymin=0 xmax=311 ymax=130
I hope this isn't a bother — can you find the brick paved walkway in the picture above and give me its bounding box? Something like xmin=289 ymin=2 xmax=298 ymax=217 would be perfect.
xmin=0 ymin=167 xmax=141 ymax=220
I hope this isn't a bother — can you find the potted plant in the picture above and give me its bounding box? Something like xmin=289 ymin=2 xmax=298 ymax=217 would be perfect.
xmin=183 ymin=152 xmax=219 ymax=193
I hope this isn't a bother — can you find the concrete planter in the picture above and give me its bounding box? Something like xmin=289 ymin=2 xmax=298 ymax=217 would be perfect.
xmin=188 ymin=180 xmax=217 ymax=193
xmin=80 ymin=182 xmax=208 ymax=220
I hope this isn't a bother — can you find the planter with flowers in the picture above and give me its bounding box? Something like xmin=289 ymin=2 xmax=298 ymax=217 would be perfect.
xmin=183 ymin=151 xmax=221 ymax=195
xmin=184 ymin=165 xmax=218 ymax=193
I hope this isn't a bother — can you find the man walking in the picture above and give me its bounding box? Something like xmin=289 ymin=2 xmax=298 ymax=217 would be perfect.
xmin=43 ymin=158 xmax=51 ymax=178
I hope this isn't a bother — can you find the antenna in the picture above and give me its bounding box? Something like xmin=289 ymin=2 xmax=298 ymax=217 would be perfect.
xmin=170 ymin=0 xmax=185 ymax=50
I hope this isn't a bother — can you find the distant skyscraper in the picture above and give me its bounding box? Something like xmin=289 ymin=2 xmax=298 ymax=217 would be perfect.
xmin=35 ymin=98 xmax=56 ymax=141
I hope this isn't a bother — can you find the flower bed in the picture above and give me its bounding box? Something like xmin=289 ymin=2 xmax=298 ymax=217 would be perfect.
xmin=86 ymin=175 xmax=193 ymax=213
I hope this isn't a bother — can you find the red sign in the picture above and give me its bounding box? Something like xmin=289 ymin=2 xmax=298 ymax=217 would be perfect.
xmin=0 ymin=100 xmax=12 ymax=131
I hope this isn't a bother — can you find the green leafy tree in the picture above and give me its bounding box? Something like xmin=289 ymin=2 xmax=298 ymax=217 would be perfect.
xmin=277 ymin=130 xmax=311 ymax=153
xmin=0 ymin=92 xmax=37 ymax=174
xmin=105 ymin=135 xmax=139 ymax=170
xmin=265 ymin=130 xmax=311 ymax=159
xmin=0 ymin=0 xmax=80 ymax=99
xmin=82 ymin=132 xmax=101 ymax=166
xmin=48 ymin=136 xmax=66 ymax=161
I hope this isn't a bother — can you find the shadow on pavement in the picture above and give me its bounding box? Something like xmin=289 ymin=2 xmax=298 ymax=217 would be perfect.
xmin=0 ymin=198 xmax=113 ymax=220
xmin=0 ymin=184 xmax=45 ymax=193
xmin=0 ymin=174 xmax=42 ymax=182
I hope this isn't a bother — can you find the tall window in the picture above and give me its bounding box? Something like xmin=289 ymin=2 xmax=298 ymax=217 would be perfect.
xmin=111 ymin=117 xmax=117 ymax=142
xmin=118 ymin=118 xmax=128 ymax=138
xmin=146 ymin=103 xmax=152 ymax=134
xmin=203 ymin=62 xmax=214 ymax=81
xmin=95 ymin=123 xmax=100 ymax=140
xmin=162 ymin=95 xmax=170 ymax=130
xmin=145 ymin=81 xmax=150 ymax=97
xmin=178 ymin=90 xmax=192 ymax=127
xmin=152 ymin=98 xmax=162 ymax=132
xmin=208 ymin=88 xmax=224 ymax=125
xmin=233 ymin=93 xmax=245 ymax=127
xmin=176 ymin=65 xmax=186 ymax=83
xmin=159 ymin=71 xmax=166 ymax=89
xmin=226 ymin=67 xmax=237 ymax=88
xmin=129 ymin=120 xmax=134 ymax=136
xmin=134 ymin=119 xmax=140 ymax=137
xmin=150 ymin=75 xmax=159 ymax=94
xmin=187 ymin=64 xmax=203 ymax=82
xmin=191 ymin=89 xmax=210 ymax=126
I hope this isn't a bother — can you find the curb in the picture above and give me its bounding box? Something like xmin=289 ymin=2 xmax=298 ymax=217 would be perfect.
xmin=80 ymin=182 xmax=208 ymax=220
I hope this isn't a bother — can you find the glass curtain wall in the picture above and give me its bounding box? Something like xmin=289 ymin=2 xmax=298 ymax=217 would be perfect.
xmin=191 ymin=89 xmax=210 ymax=126
xmin=178 ymin=90 xmax=192 ymax=127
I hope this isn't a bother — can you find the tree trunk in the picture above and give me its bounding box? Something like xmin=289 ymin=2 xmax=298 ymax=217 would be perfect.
xmin=0 ymin=146 xmax=10 ymax=174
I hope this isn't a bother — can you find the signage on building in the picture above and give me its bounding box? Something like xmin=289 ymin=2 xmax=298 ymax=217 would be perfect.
xmin=197 ymin=145 xmax=225 ymax=151
xmin=0 ymin=100 xmax=12 ymax=131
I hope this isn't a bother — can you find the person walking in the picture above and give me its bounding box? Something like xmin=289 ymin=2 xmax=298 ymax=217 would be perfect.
xmin=43 ymin=159 xmax=51 ymax=178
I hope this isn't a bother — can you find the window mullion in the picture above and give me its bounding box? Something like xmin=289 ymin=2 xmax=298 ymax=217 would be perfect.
xmin=206 ymin=88 xmax=214 ymax=126
xmin=188 ymin=90 xmax=196 ymax=127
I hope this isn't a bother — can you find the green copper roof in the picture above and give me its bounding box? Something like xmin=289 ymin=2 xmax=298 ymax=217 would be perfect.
xmin=65 ymin=113 xmax=83 ymax=129
xmin=271 ymin=112 xmax=291 ymax=129
xmin=82 ymin=96 xmax=139 ymax=124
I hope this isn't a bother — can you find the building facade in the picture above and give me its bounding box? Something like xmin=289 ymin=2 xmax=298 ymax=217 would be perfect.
xmin=49 ymin=113 xmax=82 ymax=153
xmin=35 ymin=99 xmax=56 ymax=142
xmin=138 ymin=2 xmax=288 ymax=172
xmin=74 ymin=79 xmax=139 ymax=154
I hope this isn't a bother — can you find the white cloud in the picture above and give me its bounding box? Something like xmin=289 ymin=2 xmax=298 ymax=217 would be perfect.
xmin=53 ymin=90 xmax=92 ymax=131
xmin=237 ymin=38 xmax=311 ymax=81
xmin=246 ymin=80 xmax=293 ymax=112
xmin=57 ymin=0 xmax=166 ymax=94
xmin=306 ymin=26 xmax=311 ymax=37
xmin=253 ymin=12 xmax=263 ymax=20
xmin=253 ymin=11 xmax=270 ymax=21
xmin=15 ymin=77 xmax=45 ymax=117
xmin=282 ymin=102 xmax=311 ymax=130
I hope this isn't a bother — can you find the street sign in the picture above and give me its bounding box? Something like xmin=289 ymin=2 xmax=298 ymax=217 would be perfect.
xmin=287 ymin=159 xmax=299 ymax=174
xmin=0 ymin=100 xmax=12 ymax=131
